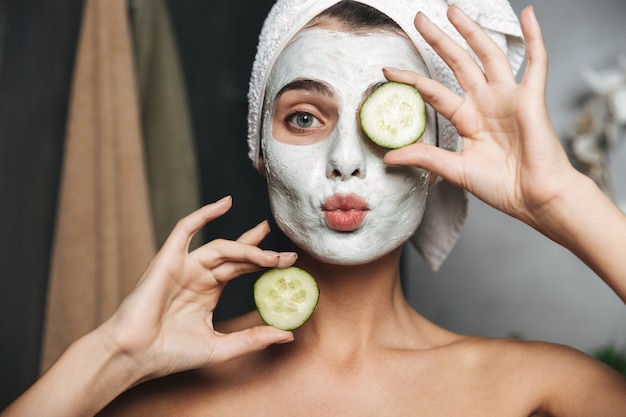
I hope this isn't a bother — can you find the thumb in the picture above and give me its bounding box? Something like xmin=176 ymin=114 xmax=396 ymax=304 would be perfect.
xmin=384 ymin=143 xmax=465 ymax=188
xmin=211 ymin=326 xmax=294 ymax=363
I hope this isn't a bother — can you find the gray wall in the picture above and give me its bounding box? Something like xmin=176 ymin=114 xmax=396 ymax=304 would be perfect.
xmin=406 ymin=0 xmax=626 ymax=354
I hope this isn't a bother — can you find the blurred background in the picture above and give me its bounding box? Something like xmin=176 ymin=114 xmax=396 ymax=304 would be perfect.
xmin=406 ymin=0 xmax=626 ymax=354
xmin=0 ymin=0 xmax=625 ymax=409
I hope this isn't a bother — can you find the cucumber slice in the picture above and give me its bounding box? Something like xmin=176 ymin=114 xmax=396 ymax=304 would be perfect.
xmin=254 ymin=266 xmax=319 ymax=331
xmin=360 ymin=81 xmax=426 ymax=148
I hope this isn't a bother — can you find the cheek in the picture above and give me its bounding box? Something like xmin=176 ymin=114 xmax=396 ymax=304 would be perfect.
xmin=370 ymin=167 xmax=429 ymax=224
xmin=263 ymin=137 xmax=327 ymax=193
xmin=368 ymin=160 xmax=428 ymax=197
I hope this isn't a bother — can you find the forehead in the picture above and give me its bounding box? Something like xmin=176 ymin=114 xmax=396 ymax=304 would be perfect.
xmin=268 ymin=28 xmax=426 ymax=98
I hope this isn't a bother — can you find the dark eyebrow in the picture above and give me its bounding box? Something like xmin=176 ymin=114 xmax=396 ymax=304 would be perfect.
xmin=275 ymin=78 xmax=334 ymax=100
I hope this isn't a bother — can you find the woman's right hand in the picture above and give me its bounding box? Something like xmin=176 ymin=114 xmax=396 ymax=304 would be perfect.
xmin=1 ymin=196 xmax=297 ymax=417
xmin=99 ymin=196 xmax=297 ymax=382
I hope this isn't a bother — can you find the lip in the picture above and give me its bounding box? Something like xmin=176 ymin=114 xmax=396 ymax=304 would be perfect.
xmin=321 ymin=193 xmax=370 ymax=231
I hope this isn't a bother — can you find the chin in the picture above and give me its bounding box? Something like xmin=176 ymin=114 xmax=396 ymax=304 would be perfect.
xmin=291 ymin=229 xmax=414 ymax=266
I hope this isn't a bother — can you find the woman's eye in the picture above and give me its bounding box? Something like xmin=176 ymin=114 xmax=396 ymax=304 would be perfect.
xmin=287 ymin=112 xmax=321 ymax=129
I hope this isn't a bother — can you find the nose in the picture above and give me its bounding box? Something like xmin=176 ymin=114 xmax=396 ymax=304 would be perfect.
xmin=326 ymin=127 xmax=366 ymax=180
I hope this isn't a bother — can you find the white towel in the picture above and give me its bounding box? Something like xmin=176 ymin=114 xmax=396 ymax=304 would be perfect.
xmin=247 ymin=0 xmax=525 ymax=271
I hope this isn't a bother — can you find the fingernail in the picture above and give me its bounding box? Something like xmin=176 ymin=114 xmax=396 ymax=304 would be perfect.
xmin=527 ymin=5 xmax=538 ymax=22
xmin=415 ymin=11 xmax=431 ymax=22
xmin=216 ymin=195 xmax=232 ymax=204
xmin=276 ymin=335 xmax=295 ymax=344
xmin=383 ymin=67 xmax=400 ymax=74
xmin=255 ymin=220 xmax=270 ymax=230
xmin=449 ymin=4 xmax=469 ymax=20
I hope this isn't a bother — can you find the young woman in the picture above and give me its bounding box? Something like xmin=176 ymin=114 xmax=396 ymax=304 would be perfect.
xmin=3 ymin=1 xmax=626 ymax=416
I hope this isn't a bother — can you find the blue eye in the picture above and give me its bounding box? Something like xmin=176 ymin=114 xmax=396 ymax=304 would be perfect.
xmin=296 ymin=113 xmax=314 ymax=128
xmin=288 ymin=112 xmax=321 ymax=129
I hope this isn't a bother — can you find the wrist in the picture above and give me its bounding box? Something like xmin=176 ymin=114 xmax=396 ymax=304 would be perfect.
xmin=521 ymin=167 xmax=589 ymax=242
xmin=92 ymin=317 xmax=155 ymax=387
xmin=90 ymin=324 xmax=146 ymax=380
xmin=68 ymin=326 xmax=146 ymax=408
xmin=529 ymin=168 xmax=626 ymax=283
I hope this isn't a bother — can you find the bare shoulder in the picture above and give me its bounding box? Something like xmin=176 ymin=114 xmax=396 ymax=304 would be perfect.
xmin=519 ymin=339 xmax=626 ymax=416
xmin=450 ymin=337 xmax=626 ymax=416
xmin=96 ymin=321 xmax=626 ymax=417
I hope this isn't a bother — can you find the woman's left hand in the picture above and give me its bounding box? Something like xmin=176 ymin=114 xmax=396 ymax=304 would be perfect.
xmin=383 ymin=6 xmax=575 ymax=229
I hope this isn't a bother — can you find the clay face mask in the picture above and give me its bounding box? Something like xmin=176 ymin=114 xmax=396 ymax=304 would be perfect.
xmin=262 ymin=28 xmax=436 ymax=265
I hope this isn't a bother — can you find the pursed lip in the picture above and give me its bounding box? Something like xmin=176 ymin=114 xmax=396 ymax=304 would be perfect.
xmin=321 ymin=193 xmax=370 ymax=231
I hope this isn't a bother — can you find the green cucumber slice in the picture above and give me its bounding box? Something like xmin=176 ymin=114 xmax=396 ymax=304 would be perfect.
xmin=360 ymin=81 xmax=426 ymax=148
xmin=254 ymin=266 xmax=319 ymax=331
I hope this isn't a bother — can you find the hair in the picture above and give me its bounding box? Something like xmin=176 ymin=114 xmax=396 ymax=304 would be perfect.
xmin=306 ymin=0 xmax=403 ymax=34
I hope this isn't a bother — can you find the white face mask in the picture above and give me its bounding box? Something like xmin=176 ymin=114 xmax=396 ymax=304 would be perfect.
xmin=262 ymin=28 xmax=436 ymax=265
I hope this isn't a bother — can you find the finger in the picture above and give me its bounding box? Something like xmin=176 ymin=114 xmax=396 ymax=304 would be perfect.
xmin=192 ymin=239 xmax=297 ymax=281
xmin=211 ymin=251 xmax=298 ymax=281
xmin=383 ymin=67 xmax=464 ymax=123
xmin=237 ymin=220 xmax=271 ymax=246
xmin=210 ymin=326 xmax=294 ymax=364
xmin=519 ymin=6 xmax=548 ymax=91
xmin=163 ymin=196 xmax=233 ymax=252
xmin=384 ymin=142 xmax=466 ymax=188
xmin=446 ymin=6 xmax=516 ymax=83
xmin=414 ymin=11 xmax=486 ymax=91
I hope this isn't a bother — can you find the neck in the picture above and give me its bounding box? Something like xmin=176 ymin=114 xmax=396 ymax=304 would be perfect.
xmin=291 ymin=246 xmax=442 ymax=358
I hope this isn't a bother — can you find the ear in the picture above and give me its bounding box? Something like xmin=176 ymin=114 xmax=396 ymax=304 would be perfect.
xmin=257 ymin=155 xmax=266 ymax=179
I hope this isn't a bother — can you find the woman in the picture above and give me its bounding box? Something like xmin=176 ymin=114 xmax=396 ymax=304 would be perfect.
xmin=3 ymin=1 xmax=626 ymax=416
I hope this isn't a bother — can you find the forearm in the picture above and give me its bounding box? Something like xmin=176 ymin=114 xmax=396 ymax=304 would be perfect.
xmin=1 ymin=327 xmax=142 ymax=417
xmin=533 ymin=168 xmax=626 ymax=303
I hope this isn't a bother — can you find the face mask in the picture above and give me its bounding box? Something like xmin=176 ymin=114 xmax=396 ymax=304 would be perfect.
xmin=262 ymin=28 xmax=436 ymax=265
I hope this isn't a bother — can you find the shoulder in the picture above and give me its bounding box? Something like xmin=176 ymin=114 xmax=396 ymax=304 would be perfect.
xmin=450 ymin=337 xmax=626 ymax=416
xmin=452 ymin=336 xmax=625 ymax=386
xmin=518 ymin=339 xmax=626 ymax=416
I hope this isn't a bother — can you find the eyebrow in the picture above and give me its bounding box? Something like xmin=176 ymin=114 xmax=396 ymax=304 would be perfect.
xmin=275 ymin=78 xmax=334 ymax=100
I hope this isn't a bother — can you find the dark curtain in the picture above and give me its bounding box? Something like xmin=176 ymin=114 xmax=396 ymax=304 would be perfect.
xmin=0 ymin=0 xmax=84 ymax=407
xmin=0 ymin=0 xmax=287 ymax=408
xmin=164 ymin=0 xmax=291 ymax=321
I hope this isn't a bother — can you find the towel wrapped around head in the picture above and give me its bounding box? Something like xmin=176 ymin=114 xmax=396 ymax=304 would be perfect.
xmin=247 ymin=0 xmax=525 ymax=271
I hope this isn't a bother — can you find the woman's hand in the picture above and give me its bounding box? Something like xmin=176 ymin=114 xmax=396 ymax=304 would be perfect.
xmin=100 ymin=196 xmax=297 ymax=381
xmin=383 ymin=6 xmax=575 ymax=229
xmin=383 ymin=6 xmax=626 ymax=302
xmin=1 ymin=196 xmax=297 ymax=417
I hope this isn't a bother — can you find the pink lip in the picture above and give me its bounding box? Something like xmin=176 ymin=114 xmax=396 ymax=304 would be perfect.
xmin=321 ymin=194 xmax=370 ymax=232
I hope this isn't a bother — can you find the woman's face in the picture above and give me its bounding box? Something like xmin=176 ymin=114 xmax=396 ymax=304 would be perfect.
xmin=262 ymin=27 xmax=435 ymax=265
